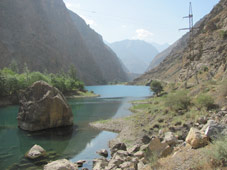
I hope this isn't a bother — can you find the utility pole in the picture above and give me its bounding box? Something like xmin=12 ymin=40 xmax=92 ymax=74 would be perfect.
xmin=180 ymin=2 xmax=199 ymax=88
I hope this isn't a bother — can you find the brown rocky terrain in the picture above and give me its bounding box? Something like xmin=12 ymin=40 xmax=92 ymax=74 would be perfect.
xmin=134 ymin=0 xmax=227 ymax=85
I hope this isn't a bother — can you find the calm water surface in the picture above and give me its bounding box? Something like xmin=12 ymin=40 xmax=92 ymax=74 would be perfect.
xmin=0 ymin=85 xmax=152 ymax=169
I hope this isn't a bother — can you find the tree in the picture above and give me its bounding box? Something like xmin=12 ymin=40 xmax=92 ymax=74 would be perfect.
xmin=23 ymin=63 xmax=30 ymax=84
xmin=0 ymin=72 xmax=7 ymax=96
xmin=150 ymin=80 xmax=163 ymax=96
xmin=9 ymin=59 xmax=19 ymax=73
xmin=68 ymin=65 xmax=77 ymax=80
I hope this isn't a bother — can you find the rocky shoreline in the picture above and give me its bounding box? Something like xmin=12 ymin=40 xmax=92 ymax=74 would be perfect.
xmin=15 ymin=105 xmax=226 ymax=170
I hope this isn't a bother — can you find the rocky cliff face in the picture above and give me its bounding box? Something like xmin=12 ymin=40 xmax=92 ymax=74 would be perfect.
xmin=69 ymin=11 xmax=128 ymax=83
xmin=0 ymin=0 xmax=128 ymax=84
xmin=146 ymin=35 xmax=188 ymax=71
xmin=134 ymin=0 xmax=227 ymax=85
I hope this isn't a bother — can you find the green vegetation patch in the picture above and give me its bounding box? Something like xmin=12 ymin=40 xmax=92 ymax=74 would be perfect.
xmin=165 ymin=90 xmax=191 ymax=111
xmin=195 ymin=93 xmax=215 ymax=110
xmin=150 ymin=80 xmax=163 ymax=96
xmin=0 ymin=64 xmax=84 ymax=97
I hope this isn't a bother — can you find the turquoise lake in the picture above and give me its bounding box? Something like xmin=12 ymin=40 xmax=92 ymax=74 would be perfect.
xmin=0 ymin=85 xmax=152 ymax=169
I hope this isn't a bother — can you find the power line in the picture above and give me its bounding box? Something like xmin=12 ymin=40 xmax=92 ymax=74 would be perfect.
xmin=74 ymin=8 xmax=155 ymax=26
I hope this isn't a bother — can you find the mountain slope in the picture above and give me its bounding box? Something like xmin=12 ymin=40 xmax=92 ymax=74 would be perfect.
xmin=147 ymin=34 xmax=189 ymax=71
xmin=110 ymin=40 xmax=159 ymax=74
xmin=151 ymin=42 xmax=169 ymax=52
xmin=134 ymin=0 xmax=227 ymax=85
xmin=69 ymin=11 xmax=128 ymax=83
xmin=0 ymin=0 xmax=128 ymax=84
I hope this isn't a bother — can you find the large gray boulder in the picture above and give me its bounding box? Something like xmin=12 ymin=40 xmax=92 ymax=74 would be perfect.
xmin=17 ymin=81 xmax=73 ymax=131
xmin=201 ymin=120 xmax=227 ymax=140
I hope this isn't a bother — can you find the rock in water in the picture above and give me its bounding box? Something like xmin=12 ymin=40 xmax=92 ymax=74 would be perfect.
xmin=25 ymin=144 xmax=46 ymax=159
xmin=17 ymin=81 xmax=73 ymax=131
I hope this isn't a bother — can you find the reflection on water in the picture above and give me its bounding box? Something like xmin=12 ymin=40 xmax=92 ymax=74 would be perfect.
xmin=0 ymin=85 xmax=152 ymax=169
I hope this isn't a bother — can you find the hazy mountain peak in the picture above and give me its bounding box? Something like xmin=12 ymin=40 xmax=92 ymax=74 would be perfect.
xmin=109 ymin=39 xmax=159 ymax=74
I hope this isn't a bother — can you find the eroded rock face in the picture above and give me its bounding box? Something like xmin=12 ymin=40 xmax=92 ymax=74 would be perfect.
xmin=17 ymin=81 xmax=73 ymax=131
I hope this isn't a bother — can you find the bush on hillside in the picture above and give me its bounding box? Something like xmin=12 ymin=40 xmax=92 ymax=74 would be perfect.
xmin=206 ymin=136 xmax=227 ymax=167
xmin=165 ymin=90 xmax=191 ymax=111
xmin=219 ymin=80 xmax=227 ymax=98
xmin=195 ymin=94 xmax=215 ymax=110
xmin=150 ymin=80 xmax=163 ymax=96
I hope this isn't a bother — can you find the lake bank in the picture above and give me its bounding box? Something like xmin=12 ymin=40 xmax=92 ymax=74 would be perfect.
xmin=89 ymin=81 xmax=227 ymax=170
xmin=0 ymin=85 xmax=152 ymax=170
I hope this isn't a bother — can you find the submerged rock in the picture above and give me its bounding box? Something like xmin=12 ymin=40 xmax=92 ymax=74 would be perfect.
xmin=25 ymin=144 xmax=46 ymax=159
xmin=17 ymin=81 xmax=73 ymax=131
xmin=44 ymin=159 xmax=78 ymax=170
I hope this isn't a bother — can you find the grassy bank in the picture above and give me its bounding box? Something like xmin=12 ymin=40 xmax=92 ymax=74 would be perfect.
xmin=90 ymin=79 xmax=227 ymax=169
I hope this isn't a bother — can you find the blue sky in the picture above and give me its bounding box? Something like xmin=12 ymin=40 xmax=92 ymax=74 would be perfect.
xmin=63 ymin=0 xmax=220 ymax=45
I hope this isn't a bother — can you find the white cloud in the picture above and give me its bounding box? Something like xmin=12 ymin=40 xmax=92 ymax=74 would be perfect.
xmin=65 ymin=2 xmax=81 ymax=10
xmin=81 ymin=15 xmax=97 ymax=26
xmin=133 ymin=29 xmax=154 ymax=41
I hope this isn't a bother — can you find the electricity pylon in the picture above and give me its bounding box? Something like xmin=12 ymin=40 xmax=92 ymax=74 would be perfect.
xmin=180 ymin=2 xmax=199 ymax=88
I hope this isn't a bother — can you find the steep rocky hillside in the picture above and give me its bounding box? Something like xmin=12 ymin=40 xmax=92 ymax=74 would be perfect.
xmin=135 ymin=0 xmax=227 ymax=85
xmin=146 ymin=40 xmax=183 ymax=71
xmin=110 ymin=40 xmax=159 ymax=74
xmin=69 ymin=11 xmax=128 ymax=83
xmin=0 ymin=0 xmax=128 ymax=84
xmin=151 ymin=42 xmax=169 ymax=53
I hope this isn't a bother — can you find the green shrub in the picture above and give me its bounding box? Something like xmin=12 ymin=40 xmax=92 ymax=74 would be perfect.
xmin=165 ymin=90 xmax=191 ymax=111
xmin=195 ymin=94 xmax=214 ymax=110
xmin=29 ymin=72 xmax=50 ymax=85
xmin=206 ymin=136 xmax=227 ymax=165
xmin=219 ymin=80 xmax=227 ymax=98
xmin=220 ymin=30 xmax=227 ymax=39
xmin=0 ymin=66 xmax=84 ymax=97
xmin=203 ymin=66 xmax=209 ymax=72
xmin=150 ymin=80 xmax=163 ymax=96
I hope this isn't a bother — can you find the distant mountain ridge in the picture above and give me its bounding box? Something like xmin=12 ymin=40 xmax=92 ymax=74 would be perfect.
xmin=0 ymin=0 xmax=128 ymax=85
xmin=109 ymin=40 xmax=159 ymax=74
